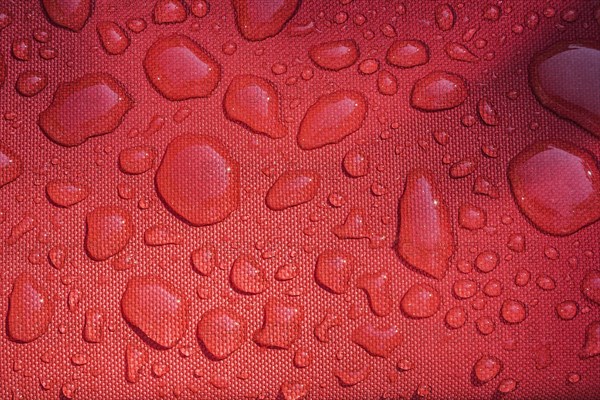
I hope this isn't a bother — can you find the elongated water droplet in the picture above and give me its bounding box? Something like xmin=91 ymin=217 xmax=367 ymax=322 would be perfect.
xmin=233 ymin=0 xmax=299 ymax=41
xmin=411 ymin=71 xmax=468 ymax=111
xmin=266 ymin=169 xmax=320 ymax=210
xmin=386 ymin=40 xmax=429 ymax=68
xmin=42 ymin=0 xmax=92 ymax=31
xmin=86 ymin=206 xmax=133 ymax=261
xmin=309 ymin=39 xmax=359 ymax=71
xmin=7 ymin=273 xmax=54 ymax=343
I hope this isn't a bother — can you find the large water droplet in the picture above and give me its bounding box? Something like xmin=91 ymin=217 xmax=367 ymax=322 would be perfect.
xmin=38 ymin=73 xmax=133 ymax=147
xmin=144 ymin=34 xmax=221 ymax=101
xmin=153 ymin=0 xmax=187 ymax=24
xmin=396 ymin=169 xmax=454 ymax=280
xmin=46 ymin=179 xmax=89 ymax=207
xmin=85 ymin=206 xmax=133 ymax=261
xmin=97 ymin=21 xmax=130 ymax=55
xmin=351 ymin=322 xmax=402 ymax=358
xmin=473 ymin=355 xmax=502 ymax=383
xmin=309 ymin=39 xmax=359 ymax=71
xmin=411 ymin=71 xmax=468 ymax=111
xmin=7 ymin=273 xmax=54 ymax=343
xmin=42 ymin=0 xmax=92 ymax=31
xmin=197 ymin=308 xmax=247 ymax=360
xmin=298 ymin=90 xmax=367 ymax=150
xmin=121 ymin=275 xmax=188 ymax=349
xmin=530 ymin=41 xmax=600 ymax=137
xmin=156 ymin=134 xmax=240 ymax=226
xmin=508 ymin=140 xmax=600 ymax=235
xmin=224 ymin=74 xmax=286 ymax=139
xmin=229 ymin=254 xmax=268 ymax=294
xmin=232 ymin=0 xmax=299 ymax=41
xmin=118 ymin=145 xmax=156 ymax=175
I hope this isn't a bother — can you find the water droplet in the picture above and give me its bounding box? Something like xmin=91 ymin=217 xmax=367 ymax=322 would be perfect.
xmin=42 ymin=0 xmax=92 ymax=31
xmin=85 ymin=206 xmax=133 ymax=261
xmin=46 ymin=179 xmax=89 ymax=207
xmin=458 ymin=203 xmax=486 ymax=230
xmin=16 ymin=70 xmax=48 ymax=97
xmin=83 ymin=309 xmax=104 ymax=343
xmin=449 ymin=159 xmax=477 ymax=178
xmin=343 ymin=148 xmax=369 ymax=177
xmin=298 ymin=90 xmax=367 ymax=150
xmin=118 ymin=145 xmax=156 ymax=175
xmin=144 ymin=34 xmax=221 ymax=101
xmin=334 ymin=364 xmax=371 ymax=386
xmin=0 ymin=145 xmax=23 ymax=188
xmin=309 ymin=39 xmax=359 ymax=71
xmin=125 ymin=342 xmax=148 ymax=383
xmin=315 ymin=250 xmax=354 ymax=294
xmin=265 ymin=169 xmax=320 ymax=210
xmin=97 ymin=21 xmax=130 ymax=55
xmin=386 ymin=40 xmax=429 ymax=68
xmin=581 ymin=270 xmax=600 ymax=304
xmin=333 ymin=208 xmax=370 ymax=239
xmin=482 ymin=4 xmax=501 ymax=21
xmin=411 ymin=71 xmax=468 ymax=111
xmin=508 ymin=140 xmax=600 ymax=235
xmin=444 ymin=42 xmax=478 ymax=62
xmin=356 ymin=269 xmax=393 ymax=317
xmin=473 ymin=355 xmax=502 ymax=383
xmin=500 ymin=299 xmax=527 ymax=324
xmin=351 ymin=322 xmax=402 ymax=358
xmin=358 ymin=59 xmax=379 ymax=75
xmin=530 ymin=41 xmax=600 ymax=137
xmin=396 ymin=169 xmax=454 ymax=280
xmin=478 ymin=97 xmax=499 ymax=125
xmin=121 ymin=275 xmax=188 ymax=349
xmin=233 ymin=0 xmax=299 ymax=41
xmin=580 ymin=321 xmax=600 ymax=359
xmin=377 ymin=70 xmax=398 ymax=95
xmin=191 ymin=245 xmax=217 ymax=276
xmin=445 ymin=306 xmax=467 ymax=329
xmin=253 ymin=297 xmax=303 ymax=349
xmin=224 ymin=74 xmax=286 ymax=138
xmin=230 ymin=254 xmax=268 ymax=294
xmin=38 ymin=73 xmax=133 ymax=147
xmin=153 ymin=0 xmax=187 ymax=24
xmin=197 ymin=308 xmax=247 ymax=360
xmin=7 ymin=273 xmax=54 ymax=343
xmin=453 ymin=279 xmax=478 ymax=299
xmin=191 ymin=0 xmax=209 ymax=17
xmin=435 ymin=4 xmax=455 ymax=31
xmin=156 ymin=134 xmax=240 ymax=226
xmin=556 ymin=301 xmax=578 ymax=320
xmin=400 ymin=283 xmax=441 ymax=318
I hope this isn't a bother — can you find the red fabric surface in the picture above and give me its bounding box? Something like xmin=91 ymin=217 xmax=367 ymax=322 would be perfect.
xmin=0 ymin=1 xmax=599 ymax=399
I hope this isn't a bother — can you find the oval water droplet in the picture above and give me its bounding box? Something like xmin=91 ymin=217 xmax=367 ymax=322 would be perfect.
xmin=473 ymin=355 xmax=502 ymax=383
xmin=233 ymin=0 xmax=300 ymax=41
xmin=144 ymin=34 xmax=221 ymax=101
xmin=508 ymin=140 xmax=600 ymax=235
xmin=118 ymin=145 xmax=156 ymax=175
xmin=46 ymin=179 xmax=89 ymax=207
xmin=386 ymin=40 xmax=429 ymax=68
xmin=0 ymin=145 xmax=23 ymax=188
xmin=42 ymin=0 xmax=92 ymax=31
xmin=266 ymin=169 xmax=320 ymax=210
xmin=97 ymin=21 xmax=130 ymax=55
xmin=400 ymin=283 xmax=441 ymax=318
xmin=411 ymin=71 xmax=468 ymax=111
xmin=153 ymin=0 xmax=187 ymax=24
xmin=197 ymin=308 xmax=247 ymax=360
xmin=16 ymin=70 xmax=47 ymax=97
xmin=229 ymin=254 xmax=268 ymax=294
xmin=156 ymin=134 xmax=240 ymax=226
xmin=309 ymin=39 xmax=359 ymax=71
xmin=314 ymin=250 xmax=354 ymax=294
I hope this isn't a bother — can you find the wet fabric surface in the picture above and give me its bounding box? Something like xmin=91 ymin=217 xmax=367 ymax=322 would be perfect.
xmin=0 ymin=1 xmax=599 ymax=399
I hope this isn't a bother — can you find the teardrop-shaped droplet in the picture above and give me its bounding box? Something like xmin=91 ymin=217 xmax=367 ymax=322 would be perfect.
xmin=224 ymin=74 xmax=286 ymax=139
xmin=386 ymin=40 xmax=429 ymax=68
xmin=85 ymin=206 xmax=133 ymax=261
xmin=396 ymin=169 xmax=454 ymax=280
xmin=377 ymin=70 xmax=397 ymax=95
xmin=144 ymin=34 xmax=221 ymax=101
xmin=314 ymin=250 xmax=354 ymax=294
xmin=266 ymin=169 xmax=320 ymax=210
xmin=444 ymin=42 xmax=478 ymax=62
xmin=7 ymin=273 xmax=54 ymax=343
xmin=197 ymin=308 xmax=247 ymax=360
xmin=97 ymin=21 xmax=130 ymax=55
xmin=411 ymin=71 xmax=468 ymax=111
xmin=42 ymin=0 xmax=92 ymax=31
xmin=156 ymin=134 xmax=240 ymax=226
xmin=530 ymin=41 xmax=600 ymax=137
xmin=309 ymin=39 xmax=359 ymax=71
xmin=298 ymin=90 xmax=367 ymax=150
xmin=400 ymin=283 xmax=441 ymax=318
xmin=0 ymin=145 xmax=23 ymax=188
xmin=435 ymin=4 xmax=455 ymax=31
xmin=38 ymin=73 xmax=133 ymax=147
xmin=343 ymin=148 xmax=369 ymax=177
xmin=46 ymin=179 xmax=89 ymax=207
xmin=508 ymin=140 xmax=600 ymax=236
xmin=478 ymin=97 xmax=499 ymax=126
xmin=121 ymin=275 xmax=188 ymax=349
xmin=232 ymin=0 xmax=299 ymax=41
